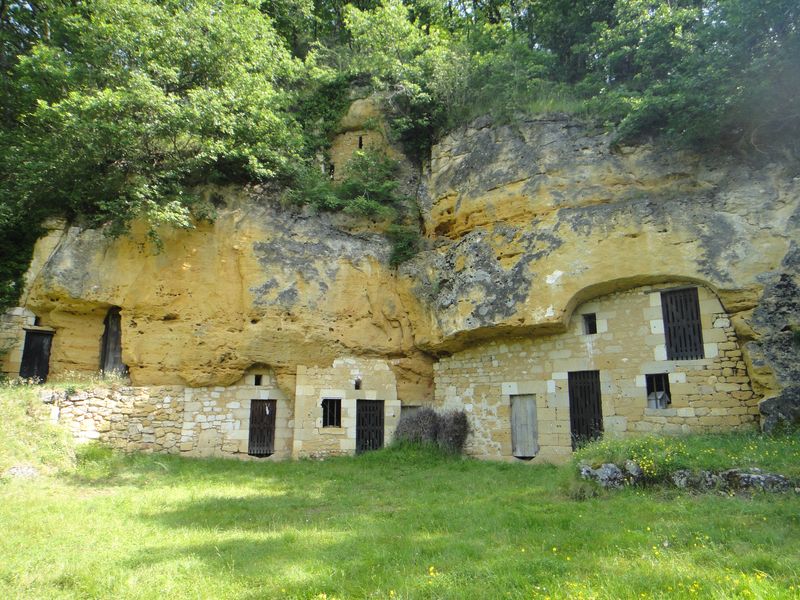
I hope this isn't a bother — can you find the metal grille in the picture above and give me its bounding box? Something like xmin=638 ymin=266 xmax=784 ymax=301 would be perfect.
xmin=661 ymin=288 xmax=704 ymax=360
xmin=568 ymin=370 xmax=603 ymax=450
xmin=322 ymin=398 xmax=341 ymax=427
xmin=19 ymin=330 xmax=54 ymax=382
xmin=356 ymin=400 xmax=384 ymax=454
xmin=248 ymin=399 xmax=276 ymax=457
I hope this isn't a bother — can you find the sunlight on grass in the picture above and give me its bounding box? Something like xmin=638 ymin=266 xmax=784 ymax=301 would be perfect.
xmin=1 ymin=443 xmax=798 ymax=599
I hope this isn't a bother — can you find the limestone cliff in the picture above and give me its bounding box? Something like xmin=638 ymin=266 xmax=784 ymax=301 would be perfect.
xmin=21 ymin=190 xmax=433 ymax=402
xmin=15 ymin=115 xmax=800 ymax=416
xmin=404 ymin=115 xmax=799 ymax=404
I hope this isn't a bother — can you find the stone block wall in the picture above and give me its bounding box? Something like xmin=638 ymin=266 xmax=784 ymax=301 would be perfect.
xmin=46 ymin=385 xmax=186 ymax=453
xmin=1 ymin=307 xmax=36 ymax=377
xmin=293 ymin=357 xmax=401 ymax=458
xmin=47 ymin=367 xmax=293 ymax=459
xmin=329 ymin=130 xmax=387 ymax=181
xmin=434 ymin=284 xmax=759 ymax=463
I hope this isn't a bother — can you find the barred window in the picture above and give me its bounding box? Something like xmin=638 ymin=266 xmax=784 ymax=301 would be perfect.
xmin=322 ymin=398 xmax=341 ymax=428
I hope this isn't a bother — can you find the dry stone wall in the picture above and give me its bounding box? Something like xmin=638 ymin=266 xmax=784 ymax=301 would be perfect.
xmin=46 ymin=368 xmax=293 ymax=459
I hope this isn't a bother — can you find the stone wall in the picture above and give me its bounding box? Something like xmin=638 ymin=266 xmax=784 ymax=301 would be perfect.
xmin=293 ymin=357 xmax=401 ymax=458
xmin=44 ymin=361 xmax=405 ymax=460
xmin=434 ymin=284 xmax=759 ymax=463
xmin=1 ymin=307 xmax=36 ymax=377
xmin=47 ymin=367 xmax=293 ymax=459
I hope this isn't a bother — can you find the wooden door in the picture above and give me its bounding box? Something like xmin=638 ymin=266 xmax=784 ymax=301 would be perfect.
xmin=248 ymin=399 xmax=276 ymax=457
xmin=568 ymin=370 xmax=603 ymax=450
xmin=19 ymin=330 xmax=54 ymax=382
xmin=661 ymin=287 xmax=704 ymax=359
xmin=100 ymin=307 xmax=127 ymax=375
xmin=511 ymin=394 xmax=539 ymax=459
xmin=356 ymin=400 xmax=384 ymax=454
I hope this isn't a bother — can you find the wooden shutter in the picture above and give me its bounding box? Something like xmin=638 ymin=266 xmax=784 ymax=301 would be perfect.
xmin=661 ymin=288 xmax=704 ymax=360
xmin=248 ymin=399 xmax=276 ymax=457
xmin=511 ymin=394 xmax=539 ymax=459
xmin=568 ymin=370 xmax=603 ymax=450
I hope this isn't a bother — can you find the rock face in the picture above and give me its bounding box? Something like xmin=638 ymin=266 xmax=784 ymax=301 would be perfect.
xmin=18 ymin=191 xmax=433 ymax=403
xmin=407 ymin=116 xmax=798 ymax=397
xmin=6 ymin=113 xmax=800 ymax=445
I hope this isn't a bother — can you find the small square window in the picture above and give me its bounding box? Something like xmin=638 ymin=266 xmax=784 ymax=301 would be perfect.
xmin=322 ymin=398 xmax=341 ymax=427
xmin=583 ymin=313 xmax=598 ymax=335
xmin=646 ymin=373 xmax=671 ymax=408
xmin=254 ymin=374 xmax=263 ymax=386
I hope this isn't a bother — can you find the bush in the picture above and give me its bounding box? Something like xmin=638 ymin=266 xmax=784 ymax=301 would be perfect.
xmin=437 ymin=410 xmax=469 ymax=454
xmin=393 ymin=407 xmax=439 ymax=445
xmin=386 ymin=224 xmax=420 ymax=267
xmin=393 ymin=408 xmax=469 ymax=454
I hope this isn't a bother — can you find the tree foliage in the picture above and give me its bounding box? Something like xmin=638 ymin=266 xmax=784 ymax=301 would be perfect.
xmin=1 ymin=0 xmax=797 ymax=308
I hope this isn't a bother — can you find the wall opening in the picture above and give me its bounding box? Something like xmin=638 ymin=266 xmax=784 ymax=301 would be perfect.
xmin=583 ymin=313 xmax=597 ymax=335
xmin=568 ymin=370 xmax=603 ymax=450
xmin=356 ymin=400 xmax=384 ymax=453
xmin=646 ymin=373 xmax=671 ymax=408
xmin=322 ymin=398 xmax=342 ymax=427
xmin=100 ymin=306 xmax=127 ymax=375
xmin=661 ymin=287 xmax=704 ymax=359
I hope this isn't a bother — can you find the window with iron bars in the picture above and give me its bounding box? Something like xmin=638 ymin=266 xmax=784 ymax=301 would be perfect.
xmin=322 ymin=398 xmax=341 ymax=427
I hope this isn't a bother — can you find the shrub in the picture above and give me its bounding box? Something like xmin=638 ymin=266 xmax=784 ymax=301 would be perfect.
xmin=437 ymin=410 xmax=469 ymax=454
xmin=386 ymin=224 xmax=420 ymax=267
xmin=393 ymin=408 xmax=470 ymax=454
xmin=393 ymin=407 xmax=439 ymax=445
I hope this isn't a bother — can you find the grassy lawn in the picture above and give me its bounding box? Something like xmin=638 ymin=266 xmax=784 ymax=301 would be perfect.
xmin=1 ymin=385 xmax=799 ymax=599
xmin=0 ymin=446 xmax=798 ymax=599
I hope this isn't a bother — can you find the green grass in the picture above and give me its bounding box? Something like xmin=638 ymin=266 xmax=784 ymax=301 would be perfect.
xmin=0 ymin=443 xmax=798 ymax=599
xmin=1 ymin=384 xmax=799 ymax=598
xmin=0 ymin=383 xmax=75 ymax=475
xmin=573 ymin=432 xmax=800 ymax=481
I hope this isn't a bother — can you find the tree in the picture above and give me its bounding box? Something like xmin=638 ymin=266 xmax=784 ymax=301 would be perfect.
xmin=0 ymin=0 xmax=305 ymax=309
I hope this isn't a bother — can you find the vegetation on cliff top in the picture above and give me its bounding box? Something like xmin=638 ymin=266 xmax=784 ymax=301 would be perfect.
xmin=0 ymin=0 xmax=798 ymax=309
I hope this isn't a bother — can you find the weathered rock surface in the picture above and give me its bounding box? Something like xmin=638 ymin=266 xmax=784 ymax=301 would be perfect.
xmin=579 ymin=463 xmax=626 ymax=489
xmin=22 ymin=191 xmax=433 ymax=401
xmin=405 ymin=115 xmax=798 ymax=403
xmin=15 ymin=115 xmax=800 ymax=424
